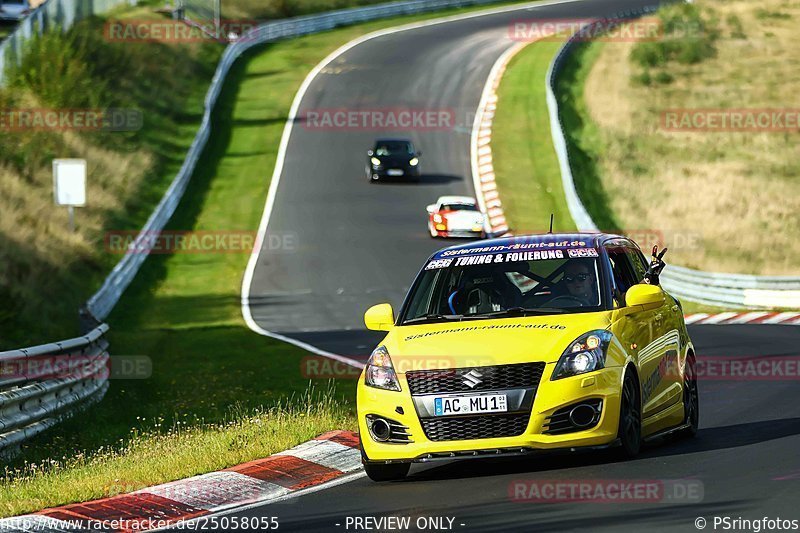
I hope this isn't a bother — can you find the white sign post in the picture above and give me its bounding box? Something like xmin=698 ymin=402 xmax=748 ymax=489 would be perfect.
xmin=53 ymin=159 xmax=87 ymax=232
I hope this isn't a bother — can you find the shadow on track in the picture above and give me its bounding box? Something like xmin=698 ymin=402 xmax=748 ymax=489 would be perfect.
xmin=406 ymin=418 xmax=800 ymax=483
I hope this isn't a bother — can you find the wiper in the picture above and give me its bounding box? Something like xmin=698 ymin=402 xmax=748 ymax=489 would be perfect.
xmin=465 ymin=307 xmax=567 ymax=318
xmin=403 ymin=313 xmax=464 ymax=324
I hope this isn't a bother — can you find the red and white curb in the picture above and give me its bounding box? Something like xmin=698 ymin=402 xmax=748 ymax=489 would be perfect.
xmin=684 ymin=311 xmax=800 ymax=326
xmin=0 ymin=431 xmax=361 ymax=532
xmin=471 ymin=42 xmax=529 ymax=237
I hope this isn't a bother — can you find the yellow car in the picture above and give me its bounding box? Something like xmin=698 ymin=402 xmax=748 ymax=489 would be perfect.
xmin=357 ymin=233 xmax=698 ymax=481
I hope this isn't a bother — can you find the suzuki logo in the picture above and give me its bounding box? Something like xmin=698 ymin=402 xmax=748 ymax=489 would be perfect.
xmin=461 ymin=370 xmax=483 ymax=388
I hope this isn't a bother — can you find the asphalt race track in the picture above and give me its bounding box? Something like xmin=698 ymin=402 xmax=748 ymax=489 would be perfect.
xmin=246 ymin=0 xmax=662 ymax=358
xmin=242 ymin=0 xmax=800 ymax=530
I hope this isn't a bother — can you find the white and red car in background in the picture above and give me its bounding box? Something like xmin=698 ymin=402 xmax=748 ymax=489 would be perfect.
xmin=426 ymin=196 xmax=486 ymax=239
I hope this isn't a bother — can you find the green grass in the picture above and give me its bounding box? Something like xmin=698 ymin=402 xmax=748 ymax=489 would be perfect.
xmin=492 ymin=41 xmax=576 ymax=235
xmin=492 ymin=37 xmax=617 ymax=233
xmin=1 ymin=392 xmax=352 ymax=517
xmin=552 ymin=39 xmax=622 ymax=232
xmin=1 ymin=0 xmax=535 ymax=516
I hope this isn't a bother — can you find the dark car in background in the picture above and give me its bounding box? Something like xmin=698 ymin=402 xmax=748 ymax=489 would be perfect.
xmin=366 ymin=139 xmax=421 ymax=182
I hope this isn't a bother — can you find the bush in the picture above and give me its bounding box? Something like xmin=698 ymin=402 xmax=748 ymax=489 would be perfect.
xmin=630 ymin=3 xmax=718 ymax=69
xmin=632 ymin=70 xmax=652 ymax=86
xmin=654 ymin=70 xmax=674 ymax=84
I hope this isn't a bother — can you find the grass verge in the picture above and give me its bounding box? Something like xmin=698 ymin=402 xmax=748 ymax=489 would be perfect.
xmin=490 ymin=36 xmax=771 ymax=315
xmin=1 ymin=0 xmax=532 ymax=516
xmin=491 ymin=40 xmax=577 ymax=234
xmin=1 ymin=391 xmax=351 ymax=517
xmin=582 ymin=0 xmax=800 ymax=275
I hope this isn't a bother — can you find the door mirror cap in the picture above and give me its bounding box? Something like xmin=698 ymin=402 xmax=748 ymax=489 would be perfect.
xmin=619 ymin=284 xmax=666 ymax=316
xmin=364 ymin=303 xmax=395 ymax=331
xmin=426 ymin=204 xmax=437 ymax=214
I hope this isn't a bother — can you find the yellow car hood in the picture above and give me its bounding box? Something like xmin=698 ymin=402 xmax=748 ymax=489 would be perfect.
xmin=382 ymin=311 xmax=613 ymax=370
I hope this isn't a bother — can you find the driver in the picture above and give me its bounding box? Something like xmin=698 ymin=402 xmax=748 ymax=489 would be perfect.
xmin=562 ymin=260 xmax=598 ymax=306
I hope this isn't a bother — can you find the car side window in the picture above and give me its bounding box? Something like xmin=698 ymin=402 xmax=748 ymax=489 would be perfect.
xmin=625 ymin=247 xmax=648 ymax=283
xmin=605 ymin=243 xmax=639 ymax=306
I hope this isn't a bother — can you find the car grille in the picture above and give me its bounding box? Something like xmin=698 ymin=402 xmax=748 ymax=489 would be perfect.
xmin=405 ymin=362 xmax=545 ymax=395
xmin=421 ymin=413 xmax=530 ymax=441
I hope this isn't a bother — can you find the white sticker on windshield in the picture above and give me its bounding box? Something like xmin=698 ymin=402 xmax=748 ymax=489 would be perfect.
xmin=425 ymin=258 xmax=453 ymax=270
xmin=567 ymin=248 xmax=599 ymax=258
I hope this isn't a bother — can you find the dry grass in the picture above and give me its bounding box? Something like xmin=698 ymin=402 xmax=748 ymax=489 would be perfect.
xmin=582 ymin=0 xmax=800 ymax=274
xmin=0 ymin=11 xmax=221 ymax=348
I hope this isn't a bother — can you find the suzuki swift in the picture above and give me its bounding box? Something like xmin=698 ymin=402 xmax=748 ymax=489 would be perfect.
xmin=357 ymin=233 xmax=699 ymax=481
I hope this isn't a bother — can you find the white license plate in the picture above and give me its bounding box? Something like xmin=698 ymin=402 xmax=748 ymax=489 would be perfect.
xmin=387 ymin=169 xmax=404 ymax=176
xmin=434 ymin=394 xmax=507 ymax=416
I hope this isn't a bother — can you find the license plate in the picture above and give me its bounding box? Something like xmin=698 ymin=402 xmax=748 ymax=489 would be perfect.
xmin=387 ymin=169 xmax=403 ymax=176
xmin=434 ymin=394 xmax=507 ymax=416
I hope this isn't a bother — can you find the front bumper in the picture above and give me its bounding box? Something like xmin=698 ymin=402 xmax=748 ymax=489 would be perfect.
xmin=357 ymin=364 xmax=623 ymax=463
xmin=371 ymin=166 xmax=420 ymax=178
xmin=435 ymin=228 xmax=484 ymax=238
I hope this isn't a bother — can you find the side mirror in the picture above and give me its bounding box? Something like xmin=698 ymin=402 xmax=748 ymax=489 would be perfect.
xmin=426 ymin=204 xmax=437 ymax=214
xmin=417 ymin=150 xmax=422 ymax=156
xmin=367 ymin=149 xmax=374 ymax=156
xmin=621 ymin=284 xmax=666 ymax=315
xmin=364 ymin=303 xmax=395 ymax=331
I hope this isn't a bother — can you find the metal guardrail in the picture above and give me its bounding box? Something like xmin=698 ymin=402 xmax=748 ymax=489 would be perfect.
xmin=85 ymin=0 xmax=515 ymax=320
xmin=0 ymin=324 xmax=109 ymax=456
xmin=545 ymin=7 xmax=800 ymax=309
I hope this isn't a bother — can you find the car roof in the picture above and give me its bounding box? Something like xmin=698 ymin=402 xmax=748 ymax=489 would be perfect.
xmin=431 ymin=232 xmax=631 ymax=259
xmin=436 ymin=195 xmax=476 ymax=205
xmin=374 ymin=138 xmax=412 ymax=144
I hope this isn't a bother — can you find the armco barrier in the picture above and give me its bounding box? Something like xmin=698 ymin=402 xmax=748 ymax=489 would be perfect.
xmin=0 ymin=324 xmax=109 ymax=456
xmin=84 ymin=0 xmax=519 ymax=320
xmin=544 ymin=7 xmax=800 ymax=309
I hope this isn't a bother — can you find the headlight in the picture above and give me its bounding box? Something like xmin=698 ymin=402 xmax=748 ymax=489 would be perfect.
xmin=365 ymin=345 xmax=401 ymax=391
xmin=433 ymin=214 xmax=443 ymax=223
xmin=371 ymin=157 xmax=381 ymax=166
xmin=552 ymin=330 xmax=612 ymax=380
xmin=409 ymin=157 xmax=419 ymax=166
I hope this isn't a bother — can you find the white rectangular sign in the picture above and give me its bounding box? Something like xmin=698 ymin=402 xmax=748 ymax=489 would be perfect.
xmin=53 ymin=159 xmax=86 ymax=206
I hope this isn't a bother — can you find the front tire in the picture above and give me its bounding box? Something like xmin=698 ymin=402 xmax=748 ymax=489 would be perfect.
xmin=363 ymin=461 xmax=410 ymax=482
xmin=617 ymin=370 xmax=642 ymax=458
xmin=680 ymin=355 xmax=699 ymax=438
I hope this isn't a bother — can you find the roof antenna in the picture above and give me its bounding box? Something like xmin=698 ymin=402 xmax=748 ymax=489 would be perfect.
xmin=548 ymin=213 xmax=554 ymax=234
